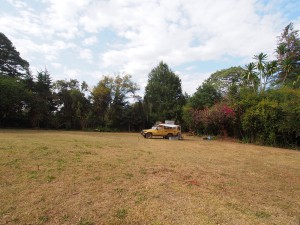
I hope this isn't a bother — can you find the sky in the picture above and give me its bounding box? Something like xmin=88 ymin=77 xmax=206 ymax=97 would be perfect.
xmin=0 ymin=0 xmax=299 ymax=97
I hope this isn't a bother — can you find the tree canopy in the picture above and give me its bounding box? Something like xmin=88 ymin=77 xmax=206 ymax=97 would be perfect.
xmin=276 ymin=23 xmax=300 ymax=87
xmin=205 ymin=66 xmax=246 ymax=95
xmin=189 ymin=82 xmax=221 ymax=110
xmin=144 ymin=61 xmax=185 ymax=124
xmin=0 ymin=32 xmax=29 ymax=78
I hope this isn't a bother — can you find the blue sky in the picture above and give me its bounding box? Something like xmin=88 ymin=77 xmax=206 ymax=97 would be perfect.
xmin=0 ymin=0 xmax=299 ymax=96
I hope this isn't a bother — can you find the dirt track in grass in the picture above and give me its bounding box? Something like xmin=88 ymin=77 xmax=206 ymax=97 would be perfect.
xmin=0 ymin=130 xmax=299 ymax=224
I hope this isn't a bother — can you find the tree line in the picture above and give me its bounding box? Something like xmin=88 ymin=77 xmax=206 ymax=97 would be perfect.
xmin=0 ymin=23 xmax=299 ymax=148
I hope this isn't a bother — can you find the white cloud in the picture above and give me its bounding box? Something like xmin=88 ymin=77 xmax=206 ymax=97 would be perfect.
xmin=79 ymin=48 xmax=93 ymax=63
xmin=180 ymin=72 xmax=211 ymax=95
xmin=6 ymin=0 xmax=28 ymax=9
xmin=51 ymin=62 xmax=62 ymax=69
xmin=82 ymin=0 xmax=285 ymax=94
xmin=64 ymin=69 xmax=80 ymax=80
xmin=1 ymin=0 xmax=298 ymax=96
xmin=11 ymin=37 xmax=76 ymax=62
xmin=91 ymin=0 xmax=283 ymax=68
xmin=83 ymin=36 xmax=98 ymax=46
xmin=42 ymin=0 xmax=91 ymax=38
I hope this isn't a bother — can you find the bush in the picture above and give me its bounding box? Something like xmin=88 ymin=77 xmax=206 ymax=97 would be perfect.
xmin=192 ymin=103 xmax=235 ymax=136
xmin=241 ymin=88 xmax=300 ymax=148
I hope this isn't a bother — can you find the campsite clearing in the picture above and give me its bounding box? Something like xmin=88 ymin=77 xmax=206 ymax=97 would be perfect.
xmin=0 ymin=130 xmax=299 ymax=224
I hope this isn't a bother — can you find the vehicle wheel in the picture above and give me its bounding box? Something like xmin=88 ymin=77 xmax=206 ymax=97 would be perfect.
xmin=166 ymin=133 xmax=173 ymax=139
xmin=145 ymin=133 xmax=152 ymax=139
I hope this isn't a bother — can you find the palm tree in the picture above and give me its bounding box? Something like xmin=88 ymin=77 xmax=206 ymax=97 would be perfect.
xmin=264 ymin=60 xmax=278 ymax=90
xmin=276 ymin=43 xmax=287 ymax=61
xmin=253 ymin=52 xmax=268 ymax=91
xmin=244 ymin=62 xmax=258 ymax=91
xmin=281 ymin=58 xmax=294 ymax=84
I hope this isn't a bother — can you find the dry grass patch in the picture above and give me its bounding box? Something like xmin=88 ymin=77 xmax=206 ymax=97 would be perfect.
xmin=0 ymin=130 xmax=299 ymax=224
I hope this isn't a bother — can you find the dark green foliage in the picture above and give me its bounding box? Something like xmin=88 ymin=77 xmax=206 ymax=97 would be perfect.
xmin=206 ymin=66 xmax=246 ymax=95
xmin=144 ymin=61 xmax=185 ymax=124
xmin=243 ymin=62 xmax=259 ymax=91
xmin=27 ymin=69 xmax=56 ymax=128
xmin=182 ymin=103 xmax=193 ymax=131
xmin=91 ymin=76 xmax=112 ymax=126
xmin=189 ymin=82 xmax=221 ymax=110
xmin=93 ymin=74 xmax=139 ymax=129
xmin=0 ymin=32 xmax=29 ymax=77
xmin=53 ymin=79 xmax=91 ymax=130
xmin=0 ymin=76 xmax=28 ymax=126
xmin=121 ymin=101 xmax=146 ymax=131
xmin=241 ymin=88 xmax=300 ymax=147
xmin=91 ymin=74 xmax=139 ymax=130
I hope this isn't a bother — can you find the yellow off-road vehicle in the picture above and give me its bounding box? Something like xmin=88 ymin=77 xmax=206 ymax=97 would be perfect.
xmin=141 ymin=123 xmax=182 ymax=139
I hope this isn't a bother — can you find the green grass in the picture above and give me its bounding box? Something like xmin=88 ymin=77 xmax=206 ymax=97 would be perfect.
xmin=0 ymin=130 xmax=299 ymax=224
xmin=115 ymin=208 xmax=128 ymax=220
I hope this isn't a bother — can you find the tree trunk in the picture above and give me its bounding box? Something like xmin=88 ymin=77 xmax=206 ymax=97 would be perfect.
xmin=283 ymin=72 xmax=288 ymax=83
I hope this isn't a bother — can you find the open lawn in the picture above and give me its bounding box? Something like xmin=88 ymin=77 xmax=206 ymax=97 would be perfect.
xmin=0 ymin=130 xmax=299 ymax=225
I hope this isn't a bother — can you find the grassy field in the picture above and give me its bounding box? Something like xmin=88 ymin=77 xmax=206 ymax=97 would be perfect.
xmin=0 ymin=130 xmax=299 ymax=225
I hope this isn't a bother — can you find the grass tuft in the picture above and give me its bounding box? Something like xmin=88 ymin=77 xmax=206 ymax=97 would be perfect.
xmin=77 ymin=218 xmax=94 ymax=225
xmin=46 ymin=175 xmax=55 ymax=182
xmin=124 ymin=173 xmax=134 ymax=179
xmin=255 ymin=211 xmax=271 ymax=218
xmin=39 ymin=215 xmax=49 ymax=223
xmin=115 ymin=208 xmax=128 ymax=219
xmin=28 ymin=171 xmax=38 ymax=179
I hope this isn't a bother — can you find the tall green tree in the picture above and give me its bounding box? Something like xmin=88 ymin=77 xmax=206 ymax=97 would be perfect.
xmin=92 ymin=76 xmax=113 ymax=126
xmin=0 ymin=32 xmax=29 ymax=78
xmin=264 ymin=60 xmax=278 ymax=89
xmin=130 ymin=100 xmax=146 ymax=131
xmin=72 ymin=88 xmax=91 ymax=130
xmin=0 ymin=75 xmax=27 ymax=126
xmin=205 ymin=66 xmax=246 ymax=95
xmin=281 ymin=58 xmax=295 ymax=84
xmin=144 ymin=62 xmax=185 ymax=124
xmin=53 ymin=79 xmax=91 ymax=129
xmin=92 ymin=74 xmax=138 ymax=129
xmin=28 ymin=69 xmax=55 ymax=128
xmin=253 ymin=52 xmax=268 ymax=91
xmin=107 ymin=74 xmax=139 ymax=128
xmin=243 ymin=62 xmax=258 ymax=91
xmin=121 ymin=101 xmax=146 ymax=131
xmin=0 ymin=33 xmax=31 ymax=127
xmin=276 ymin=23 xmax=300 ymax=86
xmin=189 ymin=82 xmax=221 ymax=110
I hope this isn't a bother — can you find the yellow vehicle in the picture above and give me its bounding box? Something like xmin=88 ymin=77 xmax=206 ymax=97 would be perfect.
xmin=141 ymin=123 xmax=182 ymax=139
